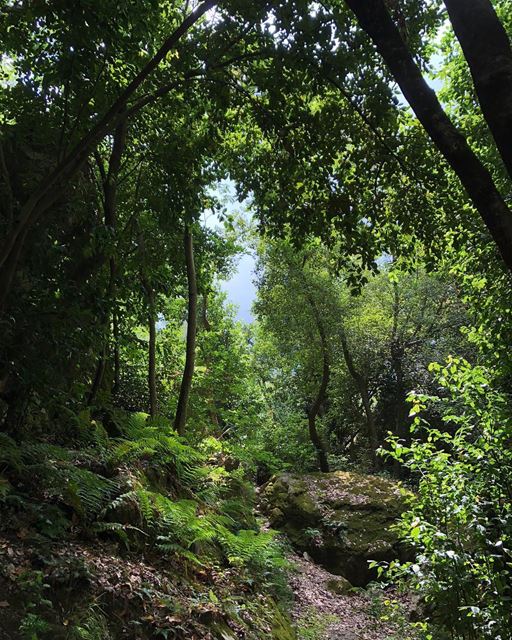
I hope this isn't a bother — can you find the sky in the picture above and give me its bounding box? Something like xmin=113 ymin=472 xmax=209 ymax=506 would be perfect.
xmin=203 ymin=181 xmax=257 ymax=324
xmin=220 ymin=252 xmax=256 ymax=324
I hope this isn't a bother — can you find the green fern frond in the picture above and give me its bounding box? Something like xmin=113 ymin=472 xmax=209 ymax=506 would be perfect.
xmin=92 ymin=522 xmax=130 ymax=547
xmin=152 ymin=496 xmax=219 ymax=552
xmin=22 ymin=441 xmax=73 ymax=464
xmin=0 ymin=433 xmax=23 ymax=471
xmin=112 ymin=419 xmax=206 ymax=489
xmin=1 ymin=437 xmax=119 ymax=521
xmin=108 ymin=410 xmax=150 ymax=439
xmin=0 ymin=475 xmax=12 ymax=499
xmin=105 ymin=487 xmax=157 ymax=526
xmin=219 ymin=528 xmax=283 ymax=570
xmin=135 ymin=487 xmax=155 ymax=526
xmin=155 ymin=539 xmax=205 ymax=566
xmin=57 ymin=467 xmax=119 ymax=520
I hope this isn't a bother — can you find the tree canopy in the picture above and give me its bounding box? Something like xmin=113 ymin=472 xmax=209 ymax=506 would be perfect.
xmin=1 ymin=2 xmax=512 ymax=639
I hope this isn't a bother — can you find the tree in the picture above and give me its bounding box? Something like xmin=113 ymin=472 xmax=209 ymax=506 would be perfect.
xmin=0 ymin=1 xmax=217 ymax=308
xmin=174 ymin=226 xmax=198 ymax=435
xmin=87 ymin=116 xmax=129 ymax=406
xmin=443 ymin=0 xmax=512 ymax=182
xmin=254 ymin=240 xmax=332 ymax=472
xmin=343 ymin=0 xmax=512 ymax=272
xmin=254 ymin=237 xmax=471 ymax=471
xmin=302 ymin=280 xmax=331 ymax=472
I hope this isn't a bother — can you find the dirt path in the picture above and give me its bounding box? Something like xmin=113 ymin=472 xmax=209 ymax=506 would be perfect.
xmin=289 ymin=554 xmax=417 ymax=640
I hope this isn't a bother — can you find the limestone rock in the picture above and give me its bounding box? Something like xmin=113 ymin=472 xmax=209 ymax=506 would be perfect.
xmin=326 ymin=576 xmax=354 ymax=595
xmin=260 ymin=471 xmax=410 ymax=586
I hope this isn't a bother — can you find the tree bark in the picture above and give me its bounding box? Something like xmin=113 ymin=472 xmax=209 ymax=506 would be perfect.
xmin=112 ymin=311 xmax=120 ymax=396
xmin=307 ymin=357 xmax=331 ymax=473
xmin=345 ymin=0 xmax=512 ymax=274
xmin=174 ymin=226 xmax=198 ymax=436
xmin=87 ymin=347 xmax=107 ymax=406
xmin=339 ymin=330 xmax=379 ymax=467
xmin=443 ymin=0 xmax=512 ymax=183
xmin=0 ymin=0 xmax=216 ymax=308
xmin=2 ymin=390 xmax=26 ymax=438
xmin=303 ymin=291 xmax=330 ymax=472
xmin=87 ymin=117 xmax=127 ymax=406
xmin=389 ymin=282 xmax=409 ymax=477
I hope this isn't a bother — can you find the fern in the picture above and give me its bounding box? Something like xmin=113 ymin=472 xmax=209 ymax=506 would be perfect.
xmin=154 ymin=541 xmax=206 ymax=566
xmin=135 ymin=487 xmax=155 ymax=526
xmin=113 ymin=427 xmax=205 ymax=488
xmin=0 ymin=475 xmax=11 ymax=499
xmin=69 ymin=604 xmax=113 ymax=640
xmin=91 ymin=522 xmax=131 ymax=547
xmin=109 ymin=410 xmax=149 ymax=439
xmin=60 ymin=467 xmax=120 ymax=520
xmin=104 ymin=486 xmax=156 ymax=528
xmin=0 ymin=410 xmax=290 ymax=596
xmin=0 ymin=433 xmax=23 ymax=471
xmin=153 ymin=496 xmax=220 ymax=559
xmin=21 ymin=441 xmax=73 ymax=464
xmin=219 ymin=528 xmax=286 ymax=573
xmin=0 ymin=437 xmax=119 ymax=521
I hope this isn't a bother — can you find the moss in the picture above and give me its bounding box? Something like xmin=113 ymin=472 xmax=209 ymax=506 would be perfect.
xmin=261 ymin=471 xmax=409 ymax=586
xmin=209 ymin=596 xmax=296 ymax=640
xmin=292 ymin=492 xmax=319 ymax=521
xmin=326 ymin=577 xmax=353 ymax=595
xmin=270 ymin=600 xmax=297 ymax=640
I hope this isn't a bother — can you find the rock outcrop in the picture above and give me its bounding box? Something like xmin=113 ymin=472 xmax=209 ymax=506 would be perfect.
xmin=260 ymin=471 xmax=410 ymax=586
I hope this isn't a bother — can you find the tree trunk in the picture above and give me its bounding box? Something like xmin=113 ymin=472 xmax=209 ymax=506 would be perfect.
xmin=1 ymin=386 xmax=26 ymax=438
xmin=0 ymin=0 xmax=216 ymax=309
xmin=174 ymin=226 xmax=198 ymax=436
xmin=88 ymin=348 xmax=107 ymax=406
xmin=307 ymin=357 xmax=331 ymax=473
xmin=112 ymin=311 xmax=120 ymax=396
xmin=339 ymin=330 xmax=379 ymax=467
xmin=0 ymin=227 xmax=29 ymax=311
xmin=360 ymin=386 xmax=379 ymax=463
xmin=443 ymin=0 xmax=512 ymax=183
xmin=303 ymin=291 xmax=330 ymax=472
xmin=345 ymin=0 xmax=512 ymax=274
xmin=390 ymin=282 xmax=409 ymax=477
xmin=390 ymin=341 xmax=409 ymax=478
xmin=148 ymin=287 xmax=157 ymax=418
xmin=87 ymin=118 xmax=127 ymax=406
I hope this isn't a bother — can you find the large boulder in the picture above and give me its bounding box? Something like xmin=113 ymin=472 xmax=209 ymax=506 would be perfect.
xmin=260 ymin=471 xmax=410 ymax=586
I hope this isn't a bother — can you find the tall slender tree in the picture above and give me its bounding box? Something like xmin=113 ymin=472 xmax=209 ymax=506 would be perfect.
xmin=174 ymin=225 xmax=198 ymax=435
xmin=344 ymin=0 xmax=512 ymax=273
xmin=443 ymin=0 xmax=512 ymax=183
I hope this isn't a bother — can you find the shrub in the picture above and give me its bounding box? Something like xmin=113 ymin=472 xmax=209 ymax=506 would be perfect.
xmin=384 ymin=358 xmax=512 ymax=639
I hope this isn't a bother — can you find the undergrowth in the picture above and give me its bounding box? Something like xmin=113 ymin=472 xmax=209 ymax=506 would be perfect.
xmin=0 ymin=408 xmax=292 ymax=639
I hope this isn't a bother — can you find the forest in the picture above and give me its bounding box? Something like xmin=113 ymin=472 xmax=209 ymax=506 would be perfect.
xmin=0 ymin=0 xmax=511 ymax=638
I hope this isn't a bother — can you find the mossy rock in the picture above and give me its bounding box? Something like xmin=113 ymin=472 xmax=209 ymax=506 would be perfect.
xmin=326 ymin=576 xmax=354 ymax=595
xmin=271 ymin=601 xmax=297 ymax=640
xmin=261 ymin=471 xmax=411 ymax=586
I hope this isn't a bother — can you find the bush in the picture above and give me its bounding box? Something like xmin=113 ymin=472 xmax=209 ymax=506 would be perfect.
xmin=384 ymin=358 xmax=512 ymax=639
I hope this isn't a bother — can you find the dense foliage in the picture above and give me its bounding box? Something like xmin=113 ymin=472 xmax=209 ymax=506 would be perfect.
xmin=383 ymin=360 xmax=512 ymax=638
xmin=2 ymin=1 xmax=512 ymax=639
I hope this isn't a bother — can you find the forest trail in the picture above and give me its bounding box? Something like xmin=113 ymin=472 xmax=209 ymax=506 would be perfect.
xmin=289 ymin=554 xmax=414 ymax=640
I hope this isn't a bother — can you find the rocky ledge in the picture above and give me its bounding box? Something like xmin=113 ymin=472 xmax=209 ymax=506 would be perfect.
xmin=260 ymin=471 xmax=411 ymax=587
